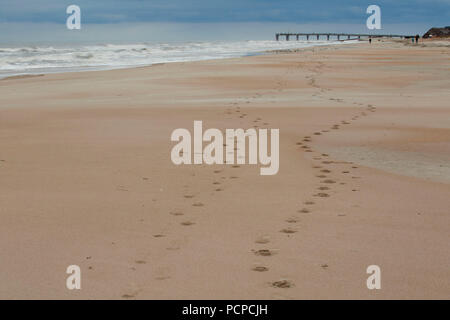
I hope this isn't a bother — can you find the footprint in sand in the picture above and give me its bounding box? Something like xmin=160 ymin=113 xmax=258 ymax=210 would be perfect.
xmin=314 ymin=193 xmax=330 ymax=198
xmin=121 ymin=288 xmax=142 ymax=299
xmin=135 ymin=260 xmax=146 ymax=265
xmin=304 ymin=201 xmax=315 ymax=205
xmin=252 ymin=266 xmax=269 ymax=272
xmin=321 ymin=169 xmax=331 ymax=173
xmin=184 ymin=195 xmax=195 ymax=199
xmin=255 ymin=236 xmax=270 ymax=244
xmin=322 ymin=179 xmax=336 ymax=184
xmin=271 ymin=280 xmax=294 ymax=289
xmin=192 ymin=202 xmax=204 ymax=207
xmin=170 ymin=211 xmax=184 ymax=216
xmin=286 ymin=216 xmax=300 ymax=223
xmin=280 ymin=228 xmax=297 ymax=234
xmin=298 ymin=208 xmax=310 ymax=214
xmin=316 ymin=175 xmax=327 ymax=178
xmin=254 ymin=249 xmax=276 ymax=257
xmin=181 ymin=221 xmax=195 ymax=226
xmin=318 ymin=186 xmax=330 ymax=191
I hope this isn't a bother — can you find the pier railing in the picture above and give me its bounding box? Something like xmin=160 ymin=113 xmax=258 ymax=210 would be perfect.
xmin=276 ymin=33 xmax=415 ymax=41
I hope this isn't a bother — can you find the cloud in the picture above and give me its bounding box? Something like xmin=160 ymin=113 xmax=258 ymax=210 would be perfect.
xmin=0 ymin=21 xmax=434 ymax=44
xmin=0 ymin=0 xmax=448 ymax=24
xmin=0 ymin=0 xmax=447 ymax=42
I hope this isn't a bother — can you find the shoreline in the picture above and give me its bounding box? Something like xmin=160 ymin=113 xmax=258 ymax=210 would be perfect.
xmin=0 ymin=39 xmax=359 ymax=81
xmin=3 ymin=37 xmax=445 ymax=82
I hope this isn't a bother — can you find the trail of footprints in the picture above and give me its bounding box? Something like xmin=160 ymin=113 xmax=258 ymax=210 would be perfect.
xmin=123 ymin=54 xmax=378 ymax=297
xmin=122 ymin=76 xmax=274 ymax=298
xmin=251 ymin=57 xmax=379 ymax=290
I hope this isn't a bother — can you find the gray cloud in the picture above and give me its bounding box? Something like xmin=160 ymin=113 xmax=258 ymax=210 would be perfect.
xmin=0 ymin=0 xmax=448 ymax=24
xmin=0 ymin=0 xmax=447 ymax=43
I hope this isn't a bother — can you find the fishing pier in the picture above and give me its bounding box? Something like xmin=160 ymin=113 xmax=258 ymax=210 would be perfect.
xmin=275 ymin=33 xmax=414 ymax=41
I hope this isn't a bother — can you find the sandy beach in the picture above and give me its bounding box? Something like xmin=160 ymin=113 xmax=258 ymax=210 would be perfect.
xmin=0 ymin=39 xmax=449 ymax=299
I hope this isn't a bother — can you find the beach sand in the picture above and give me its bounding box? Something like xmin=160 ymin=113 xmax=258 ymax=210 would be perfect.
xmin=0 ymin=39 xmax=449 ymax=299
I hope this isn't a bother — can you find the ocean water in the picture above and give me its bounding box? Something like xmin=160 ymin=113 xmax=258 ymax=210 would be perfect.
xmin=0 ymin=40 xmax=353 ymax=78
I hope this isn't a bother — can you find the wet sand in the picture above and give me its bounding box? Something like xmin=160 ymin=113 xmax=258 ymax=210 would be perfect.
xmin=0 ymin=40 xmax=449 ymax=299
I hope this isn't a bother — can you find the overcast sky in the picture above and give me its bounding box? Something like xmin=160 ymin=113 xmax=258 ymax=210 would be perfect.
xmin=0 ymin=0 xmax=448 ymax=43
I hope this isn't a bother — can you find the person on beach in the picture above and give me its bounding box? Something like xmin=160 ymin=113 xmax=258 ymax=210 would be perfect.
xmin=369 ymin=38 xmax=372 ymax=44
xmin=415 ymin=34 xmax=420 ymax=43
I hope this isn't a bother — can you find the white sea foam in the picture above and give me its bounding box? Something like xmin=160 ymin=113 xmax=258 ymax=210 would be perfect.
xmin=0 ymin=40 xmax=355 ymax=78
